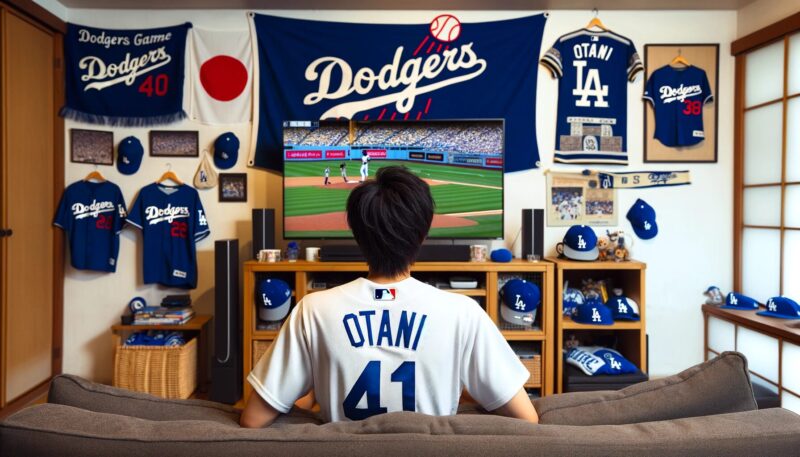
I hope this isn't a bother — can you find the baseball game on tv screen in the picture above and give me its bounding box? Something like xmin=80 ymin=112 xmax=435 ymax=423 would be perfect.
xmin=282 ymin=119 xmax=504 ymax=239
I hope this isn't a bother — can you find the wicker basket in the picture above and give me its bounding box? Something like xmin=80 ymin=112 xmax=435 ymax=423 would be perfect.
xmin=252 ymin=340 xmax=272 ymax=368
xmin=113 ymin=337 xmax=197 ymax=399
xmin=521 ymin=355 xmax=542 ymax=388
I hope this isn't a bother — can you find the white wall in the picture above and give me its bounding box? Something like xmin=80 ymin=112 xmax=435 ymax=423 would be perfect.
xmin=737 ymin=0 xmax=800 ymax=37
xmin=62 ymin=8 xmax=736 ymax=383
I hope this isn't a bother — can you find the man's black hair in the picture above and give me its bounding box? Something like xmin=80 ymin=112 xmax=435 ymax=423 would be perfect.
xmin=346 ymin=166 xmax=434 ymax=277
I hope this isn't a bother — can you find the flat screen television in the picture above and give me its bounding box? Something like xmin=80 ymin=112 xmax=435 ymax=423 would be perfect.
xmin=282 ymin=119 xmax=504 ymax=239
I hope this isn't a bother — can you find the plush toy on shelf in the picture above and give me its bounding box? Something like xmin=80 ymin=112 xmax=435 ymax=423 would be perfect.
xmin=704 ymin=286 xmax=724 ymax=306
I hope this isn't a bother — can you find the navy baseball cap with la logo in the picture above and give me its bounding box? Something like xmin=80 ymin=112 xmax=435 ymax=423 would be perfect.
xmin=500 ymin=279 xmax=541 ymax=327
xmin=560 ymin=225 xmax=599 ymax=261
xmin=117 ymin=136 xmax=143 ymax=175
xmin=214 ymin=132 xmax=239 ymax=170
xmin=627 ymin=198 xmax=658 ymax=240
xmin=573 ymin=303 xmax=614 ymax=325
xmin=757 ymin=296 xmax=800 ymax=319
xmin=607 ymin=295 xmax=640 ymax=321
xmin=720 ymin=292 xmax=759 ymax=310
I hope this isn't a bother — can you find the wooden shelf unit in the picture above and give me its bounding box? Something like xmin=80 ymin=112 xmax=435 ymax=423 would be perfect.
xmin=242 ymin=259 xmax=555 ymax=407
xmin=548 ymin=257 xmax=647 ymax=393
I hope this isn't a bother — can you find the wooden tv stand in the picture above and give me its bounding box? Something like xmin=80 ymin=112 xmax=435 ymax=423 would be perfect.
xmin=240 ymin=259 xmax=555 ymax=407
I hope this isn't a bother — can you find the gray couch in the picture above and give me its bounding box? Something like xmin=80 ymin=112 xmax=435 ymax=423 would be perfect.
xmin=2 ymin=352 xmax=799 ymax=456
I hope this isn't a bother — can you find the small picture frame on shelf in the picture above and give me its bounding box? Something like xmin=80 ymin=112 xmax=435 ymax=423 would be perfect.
xmin=149 ymin=130 xmax=199 ymax=157
xmin=70 ymin=129 xmax=114 ymax=165
xmin=219 ymin=173 xmax=247 ymax=202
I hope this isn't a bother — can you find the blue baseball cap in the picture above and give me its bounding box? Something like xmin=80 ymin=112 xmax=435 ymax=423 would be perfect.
xmin=256 ymin=278 xmax=292 ymax=321
xmin=757 ymin=296 xmax=800 ymax=319
xmin=117 ymin=136 xmax=143 ymax=175
xmin=214 ymin=132 xmax=239 ymax=169
xmin=562 ymin=225 xmax=599 ymax=261
xmin=720 ymin=292 xmax=759 ymax=311
xmin=566 ymin=346 xmax=637 ymax=375
xmin=500 ymin=279 xmax=540 ymax=327
xmin=607 ymin=296 xmax=640 ymax=321
xmin=573 ymin=303 xmax=614 ymax=325
xmin=627 ymin=198 xmax=658 ymax=240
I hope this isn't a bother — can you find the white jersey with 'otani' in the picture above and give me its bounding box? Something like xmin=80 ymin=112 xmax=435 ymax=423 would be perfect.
xmin=248 ymin=276 xmax=529 ymax=423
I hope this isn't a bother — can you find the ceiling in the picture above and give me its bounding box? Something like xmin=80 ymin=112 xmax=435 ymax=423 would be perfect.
xmin=57 ymin=0 xmax=756 ymax=10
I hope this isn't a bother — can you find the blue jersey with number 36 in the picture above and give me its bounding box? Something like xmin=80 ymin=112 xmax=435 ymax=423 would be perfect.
xmin=126 ymin=183 xmax=210 ymax=289
xmin=541 ymin=29 xmax=643 ymax=165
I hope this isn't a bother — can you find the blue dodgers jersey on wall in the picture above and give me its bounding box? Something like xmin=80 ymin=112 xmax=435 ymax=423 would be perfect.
xmin=251 ymin=13 xmax=547 ymax=173
xmin=541 ymin=29 xmax=643 ymax=164
xmin=643 ymin=65 xmax=713 ymax=147
xmin=126 ymin=184 xmax=210 ymax=289
xmin=54 ymin=180 xmax=127 ymax=272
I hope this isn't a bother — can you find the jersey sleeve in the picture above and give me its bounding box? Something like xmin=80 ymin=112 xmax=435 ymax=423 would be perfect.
xmin=701 ymin=70 xmax=714 ymax=104
xmin=642 ymin=72 xmax=656 ymax=105
xmin=114 ymin=187 xmax=128 ymax=234
xmin=460 ymin=302 xmax=530 ymax=411
xmin=193 ymin=192 xmax=210 ymax=242
xmin=247 ymin=301 xmax=312 ymax=413
xmin=126 ymin=190 xmax=143 ymax=230
xmin=53 ymin=187 xmax=73 ymax=232
xmin=540 ymin=39 xmax=563 ymax=79
xmin=627 ymin=42 xmax=644 ymax=82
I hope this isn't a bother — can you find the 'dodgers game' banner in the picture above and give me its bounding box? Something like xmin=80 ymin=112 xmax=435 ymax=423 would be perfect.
xmin=250 ymin=13 xmax=547 ymax=172
xmin=61 ymin=23 xmax=191 ymax=126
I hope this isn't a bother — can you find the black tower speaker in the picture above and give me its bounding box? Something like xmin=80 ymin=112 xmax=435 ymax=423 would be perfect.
xmin=252 ymin=208 xmax=275 ymax=259
xmin=521 ymin=209 xmax=544 ymax=258
xmin=211 ymin=239 xmax=242 ymax=404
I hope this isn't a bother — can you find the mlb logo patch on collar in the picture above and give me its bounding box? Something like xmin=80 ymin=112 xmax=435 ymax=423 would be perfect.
xmin=374 ymin=288 xmax=397 ymax=301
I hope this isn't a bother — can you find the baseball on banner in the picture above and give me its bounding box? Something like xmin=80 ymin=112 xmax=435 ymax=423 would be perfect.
xmin=430 ymin=14 xmax=461 ymax=42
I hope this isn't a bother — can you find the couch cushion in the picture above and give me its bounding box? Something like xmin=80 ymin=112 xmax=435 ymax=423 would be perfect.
xmin=534 ymin=351 xmax=757 ymax=425
xmin=46 ymin=374 xmax=320 ymax=426
xmin=2 ymin=403 xmax=799 ymax=457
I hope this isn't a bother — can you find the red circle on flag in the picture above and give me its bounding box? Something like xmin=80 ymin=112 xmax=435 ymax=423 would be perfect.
xmin=200 ymin=55 xmax=248 ymax=102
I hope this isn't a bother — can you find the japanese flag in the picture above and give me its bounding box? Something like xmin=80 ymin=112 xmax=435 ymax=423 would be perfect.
xmin=190 ymin=28 xmax=252 ymax=125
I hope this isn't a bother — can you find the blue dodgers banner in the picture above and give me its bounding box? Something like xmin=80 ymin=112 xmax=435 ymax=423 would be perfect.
xmin=61 ymin=23 xmax=192 ymax=126
xmin=250 ymin=13 xmax=547 ymax=172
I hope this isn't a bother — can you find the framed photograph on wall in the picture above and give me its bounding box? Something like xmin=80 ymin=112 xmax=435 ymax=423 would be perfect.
xmin=149 ymin=130 xmax=199 ymax=157
xmin=219 ymin=173 xmax=247 ymax=202
xmin=70 ymin=129 xmax=114 ymax=165
xmin=643 ymin=43 xmax=720 ymax=163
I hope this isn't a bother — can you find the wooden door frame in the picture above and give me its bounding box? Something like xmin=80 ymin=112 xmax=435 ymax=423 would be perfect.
xmin=0 ymin=0 xmax=64 ymax=419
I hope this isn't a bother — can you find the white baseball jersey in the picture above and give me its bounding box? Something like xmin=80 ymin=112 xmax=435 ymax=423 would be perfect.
xmin=248 ymin=276 xmax=529 ymax=423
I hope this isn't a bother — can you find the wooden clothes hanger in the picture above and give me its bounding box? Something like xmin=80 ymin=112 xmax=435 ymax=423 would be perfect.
xmin=671 ymin=49 xmax=690 ymax=67
xmin=156 ymin=163 xmax=183 ymax=185
xmin=84 ymin=165 xmax=106 ymax=182
xmin=586 ymin=9 xmax=609 ymax=31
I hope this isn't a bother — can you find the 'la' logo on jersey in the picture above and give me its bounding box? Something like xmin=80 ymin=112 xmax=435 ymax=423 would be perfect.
xmin=573 ymin=61 xmax=608 ymax=108
xmin=374 ymin=288 xmax=396 ymax=301
xmin=577 ymin=234 xmax=587 ymax=249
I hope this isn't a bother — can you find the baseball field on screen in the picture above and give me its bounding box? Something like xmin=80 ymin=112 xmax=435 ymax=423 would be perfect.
xmin=284 ymin=160 xmax=503 ymax=238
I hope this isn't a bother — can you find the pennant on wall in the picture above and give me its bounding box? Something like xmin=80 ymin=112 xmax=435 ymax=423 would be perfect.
xmin=249 ymin=13 xmax=547 ymax=173
xmin=60 ymin=23 xmax=192 ymax=127
xmin=190 ymin=28 xmax=253 ymax=125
